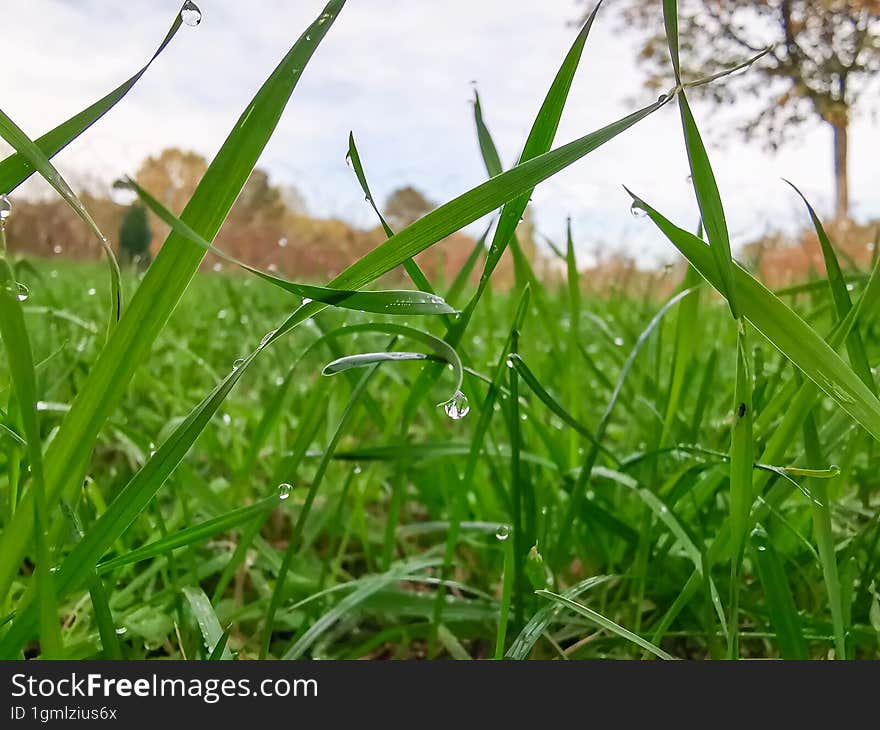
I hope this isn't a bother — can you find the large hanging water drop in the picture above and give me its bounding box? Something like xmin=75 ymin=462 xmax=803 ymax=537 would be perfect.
xmin=0 ymin=195 xmax=11 ymax=220
xmin=630 ymin=201 xmax=647 ymax=218
xmin=278 ymin=483 xmax=293 ymax=500
xmin=180 ymin=1 xmax=202 ymax=26
xmin=444 ymin=390 xmax=470 ymax=420
xmin=495 ymin=524 xmax=511 ymax=541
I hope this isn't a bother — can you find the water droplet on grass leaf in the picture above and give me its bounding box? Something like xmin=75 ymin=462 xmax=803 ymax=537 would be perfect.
xmin=278 ymin=483 xmax=292 ymax=500
xmin=495 ymin=524 xmax=510 ymax=541
xmin=181 ymin=1 xmax=201 ymax=26
xmin=444 ymin=391 xmax=470 ymax=420
xmin=630 ymin=201 xmax=647 ymax=218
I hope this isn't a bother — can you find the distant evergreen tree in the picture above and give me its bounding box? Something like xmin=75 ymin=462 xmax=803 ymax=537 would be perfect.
xmin=119 ymin=204 xmax=152 ymax=265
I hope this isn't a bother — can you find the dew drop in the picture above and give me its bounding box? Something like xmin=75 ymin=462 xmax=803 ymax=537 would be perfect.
xmin=115 ymin=627 xmax=128 ymax=636
xmin=180 ymin=0 xmax=201 ymax=26
xmin=0 ymin=194 xmax=11 ymax=220
xmin=495 ymin=524 xmax=511 ymax=541
xmin=217 ymin=309 xmax=228 ymax=320
xmin=278 ymin=483 xmax=293 ymax=500
xmin=221 ymin=413 xmax=231 ymax=426
xmin=267 ymin=263 xmax=278 ymax=273
xmin=87 ymin=287 xmax=97 ymax=296
xmin=506 ymin=357 xmax=514 ymax=369
xmin=212 ymin=263 xmax=223 ymax=273
xmin=260 ymin=329 xmax=277 ymax=347
xmin=53 ymin=244 xmax=63 ymax=255
xmin=233 ymin=358 xmax=245 ymax=370
xmin=444 ymin=390 xmax=470 ymax=420
xmin=630 ymin=201 xmax=647 ymax=218
xmin=302 ymin=297 xmax=313 ymax=306
xmin=12 ymin=282 xmax=29 ymax=302
xmin=613 ymin=336 xmax=624 ymax=347
xmin=278 ymin=237 xmax=288 ymax=248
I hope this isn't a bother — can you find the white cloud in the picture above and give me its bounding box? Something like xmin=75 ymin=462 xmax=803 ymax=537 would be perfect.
xmin=3 ymin=0 xmax=878 ymax=263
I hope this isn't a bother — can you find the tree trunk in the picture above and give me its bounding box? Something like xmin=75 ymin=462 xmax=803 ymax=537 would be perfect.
xmin=832 ymin=120 xmax=849 ymax=221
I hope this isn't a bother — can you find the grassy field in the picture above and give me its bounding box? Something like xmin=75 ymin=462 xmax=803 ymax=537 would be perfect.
xmin=1 ymin=0 xmax=879 ymax=660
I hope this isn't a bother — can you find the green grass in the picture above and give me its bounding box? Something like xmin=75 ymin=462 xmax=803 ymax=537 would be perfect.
xmin=0 ymin=0 xmax=878 ymax=660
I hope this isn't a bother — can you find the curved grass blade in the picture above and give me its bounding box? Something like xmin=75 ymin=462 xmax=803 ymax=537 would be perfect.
xmin=0 ymin=0 xmax=349 ymax=605
xmin=282 ymin=558 xmax=438 ymax=659
xmin=0 ymin=9 xmax=185 ymax=193
xmin=506 ymin=576 xmax=612 ymax=659
xmin=536 ymin=590 xmax=675 ymax=660
xmin=345 ymin=133 xmax=434 ymax=293
xmin=677 ymin=92 xmax=738 ymax=318
xmin=507 ymin=353 xmax=609 ymax=457
xmin=457 ymin=0 xmax=608 ymax=331
xmin=121 ymin=177 xmax=454 ymax=315
xmin=628 ymin=192 xmax=880 ymax=441
xmin=97 ymin=497 xmax=277 ymax=574
xmin=473 ymin=89 xmax=504 ymax=177
xmin=786 ymin=180 xmax=874 ymax=393
xmin=0 ymin=110 xmax=121 ymax=327
xmin=320 ymin=324 xmax=463 ymax=405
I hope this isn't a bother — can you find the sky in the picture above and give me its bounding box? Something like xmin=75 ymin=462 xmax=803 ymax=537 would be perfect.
xmin=3 ymin=0 xmax=879 ymax=266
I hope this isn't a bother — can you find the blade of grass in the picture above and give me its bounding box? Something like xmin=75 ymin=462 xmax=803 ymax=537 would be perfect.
xmin=802 ymin=414 xmax=847 ymax=658
xmin=0 ymin=110 xmax=121 ymax=330
xmin=96 ymin=497 xmax=278 ymax=574
xmin=121 ymin=177 xmax=455 ymax=315
xmin=0 ymin=9 xmax=185 ymax=193
xmin=728 ymin=323 xmax=754 ymax=659
xmin=537 ymin=590 xmax=675 ymax=660
xmin=0 ymin=224 xmax=61 ymax=659
xmin=629 ymin=193 xmax=880 ymax=441
xmin=749 ymin=526 xmax=808 ymax=659
xmin=87 ymin=574 xmax=122 ymax=660
xmin=182 ymin=586 xmax=233 ymax=660
xmin=0 ymin=0 xmax=350 ymax=604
